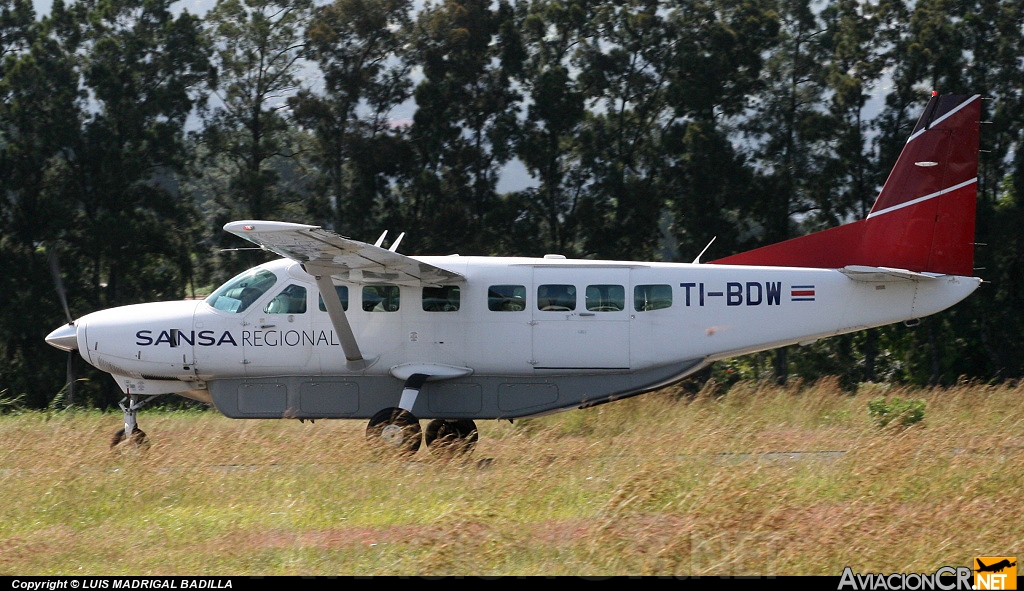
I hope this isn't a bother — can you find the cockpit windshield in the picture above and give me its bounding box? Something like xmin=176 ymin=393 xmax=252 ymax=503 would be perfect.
xmin=205 ymin=268 xmax=278 ymax=313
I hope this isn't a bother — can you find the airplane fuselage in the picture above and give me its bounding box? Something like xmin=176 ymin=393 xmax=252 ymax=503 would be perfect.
xmin=63 ymin=255 xmax=980 ymax=421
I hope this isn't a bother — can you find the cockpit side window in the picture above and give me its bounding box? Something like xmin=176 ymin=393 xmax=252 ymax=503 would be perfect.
xmin=206 ymin=268 xmax=278 ymax=313
xmin=264 ymin=284 xmax=307 ymax=314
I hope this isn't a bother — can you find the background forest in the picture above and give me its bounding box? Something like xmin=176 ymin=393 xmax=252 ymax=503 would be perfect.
xmin=2 ymin=0 xmax=1023 ymax=410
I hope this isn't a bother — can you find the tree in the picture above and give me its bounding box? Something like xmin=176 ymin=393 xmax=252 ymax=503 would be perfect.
xmin=737 ymin=0 xmax=835 ymax=384
xmin=870 ymin=0 xmax=990 ymax=386
xmin=503 ymin=0 xmax=589 ymax=256
xmin=199 ymin=0 xmax=312 ymax=229
xmin=571 ymin=0 xmax=675 ymax=261
xmin=402 ymin=0 xmax=523 ymax=255
xmin=0 ymin=0 xmax=34 ymax=69
xmin=289 ymin=0 xmax=414 ymax=238
xmin=797 ymin=0 xmax=888 ymax=385
xmin=661 ymin=0 xmax=779 ymax=262
xmin=0 ymin=0 xmax=80 ymax=408
xmin=940 ymin=0 xmax=1024 ymax=382
xmin=1 ymin=0 xmax=212 ymax=408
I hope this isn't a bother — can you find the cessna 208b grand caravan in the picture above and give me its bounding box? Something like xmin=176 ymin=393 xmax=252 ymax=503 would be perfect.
xmin=46 ymin=92 xmax=983 ymax=455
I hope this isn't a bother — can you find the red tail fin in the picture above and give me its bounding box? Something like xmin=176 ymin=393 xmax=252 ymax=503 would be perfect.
xmin=711 ymin=93 xmax=981 ymax=276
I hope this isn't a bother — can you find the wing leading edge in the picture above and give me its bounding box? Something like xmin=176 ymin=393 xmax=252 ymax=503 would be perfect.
xmin=223 ymin=220 xmax=465 ymax=286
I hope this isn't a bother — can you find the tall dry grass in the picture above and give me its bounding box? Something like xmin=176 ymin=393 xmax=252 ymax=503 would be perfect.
xmin=0 ymin=379 xmax=1021 ymax=576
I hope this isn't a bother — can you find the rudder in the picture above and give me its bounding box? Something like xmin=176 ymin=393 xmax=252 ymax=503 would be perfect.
xmin=861 ymin=93 xmax=980 ymax=275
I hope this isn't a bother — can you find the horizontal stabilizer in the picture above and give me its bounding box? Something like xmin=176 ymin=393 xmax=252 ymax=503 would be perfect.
xmin=840 ymin=265 xmax=941 ymax=282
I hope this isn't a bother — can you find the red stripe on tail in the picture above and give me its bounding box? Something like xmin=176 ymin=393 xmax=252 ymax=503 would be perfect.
xmin=711 ymin=93 xmax=981 ymax=276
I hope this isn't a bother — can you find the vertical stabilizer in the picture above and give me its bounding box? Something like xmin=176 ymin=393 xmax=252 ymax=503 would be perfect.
xmin=711 ymin=93 xmax=981 ymax=276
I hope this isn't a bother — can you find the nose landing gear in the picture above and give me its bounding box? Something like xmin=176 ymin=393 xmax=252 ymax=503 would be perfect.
xmin=111 ymin=392 xmax=155 ymax=449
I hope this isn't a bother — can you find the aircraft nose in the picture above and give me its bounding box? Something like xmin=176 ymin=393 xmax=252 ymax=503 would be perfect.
xmin=45 ymin=323 xmax=79 ymax=351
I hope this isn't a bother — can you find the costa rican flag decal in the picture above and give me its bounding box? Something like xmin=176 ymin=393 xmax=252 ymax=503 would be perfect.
xmin=791 ymin=285 xmax=816 ymax=302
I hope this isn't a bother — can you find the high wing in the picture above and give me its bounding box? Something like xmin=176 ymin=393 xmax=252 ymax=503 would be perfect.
xmin=224 ymin=221 xmax=464 ymax=371
xmin=223 ymin=220 xmax=465 ymax=286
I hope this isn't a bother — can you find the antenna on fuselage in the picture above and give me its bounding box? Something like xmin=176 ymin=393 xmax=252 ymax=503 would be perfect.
xmin=373 ymin=231 xmax=388 ymax=248
xmin=692 ymin=237 xmax=717 ymax=264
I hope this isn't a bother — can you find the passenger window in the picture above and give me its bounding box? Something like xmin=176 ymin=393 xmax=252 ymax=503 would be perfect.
xmin=264 ymin=284 xmax=307 ymax=314
xmin=317 ymin=285 xmax=349 ymax=312
xmin=537 ymin=284 xmax=576 ymax=311
xmin=423 ymin=285 xmax=460 ymax=312
xmin=586 ymin=284 xmax=625 ymax=312
xmin=363 ymin=285 xmax=400 ymax=312
xmin=488 ymin=285 xmax=526 ymax=311
xmin=634 ymin=284 xmax=672 ymax=311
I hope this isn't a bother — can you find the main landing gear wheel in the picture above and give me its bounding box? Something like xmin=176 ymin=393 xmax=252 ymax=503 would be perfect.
xmin=424 ymin=419 xmax=478 ymax=457
xmin=366 ymin=408 xmax=422 ymax=456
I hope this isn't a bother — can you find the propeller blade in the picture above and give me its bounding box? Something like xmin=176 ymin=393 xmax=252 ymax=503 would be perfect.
xmin=47 ymin=248 xmax=73 ymax=325
xmin=66 ymin=351 xmax=75 ymax=406
xmin=47 ymin=246 xmax=76 ymax=407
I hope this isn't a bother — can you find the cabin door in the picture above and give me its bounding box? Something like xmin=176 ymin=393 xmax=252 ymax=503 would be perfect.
xmin=240 ymin=281 xmax=314 ymax=376
xmin=531 ymin=267 xmax=631 ymax=370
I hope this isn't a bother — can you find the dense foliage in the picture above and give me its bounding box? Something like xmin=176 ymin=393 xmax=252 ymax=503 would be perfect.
xmin=2 ymin=0 xmax=1022 ymax=409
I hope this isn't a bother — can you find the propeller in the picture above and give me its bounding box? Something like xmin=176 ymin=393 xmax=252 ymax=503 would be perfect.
xmin=47 ymin=248 xmax=72 ymax=325
xmin=47 ymin=247 xmax=76 ymax=406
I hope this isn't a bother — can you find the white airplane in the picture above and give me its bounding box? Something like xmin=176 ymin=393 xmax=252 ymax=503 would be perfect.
xmin=45 ymin=92 xmax=983 ymax=455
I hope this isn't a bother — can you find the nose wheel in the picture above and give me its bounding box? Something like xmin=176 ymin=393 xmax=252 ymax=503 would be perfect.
xmin=111 ymin=426 xmax=147 ymax=448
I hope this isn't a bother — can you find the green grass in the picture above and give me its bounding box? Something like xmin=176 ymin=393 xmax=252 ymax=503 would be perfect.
xmin=0 ymin=379 xmax=1021 ymax=576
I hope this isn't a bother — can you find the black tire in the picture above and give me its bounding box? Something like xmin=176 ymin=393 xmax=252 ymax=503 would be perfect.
xmin=453 ymin=419 xmax=478 ymax=442
xmin=424 ymin=419 xmax=456 ymax=447
xmin=366 ymin=408 xmax=421 ymax=455
xmin=453 ymin=419 xmax=479 ymax=454
xmin=425 ymin=419 xmax=478 ymax=456
xmin=110 ymin=427 xmax=147 ymax=448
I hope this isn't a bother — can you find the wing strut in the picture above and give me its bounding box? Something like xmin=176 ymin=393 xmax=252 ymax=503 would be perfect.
xmin=306 ymin=263 xmax=376 ymax=371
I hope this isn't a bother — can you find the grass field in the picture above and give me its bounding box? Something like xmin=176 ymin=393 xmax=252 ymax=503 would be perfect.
xmin=0 ymin=378 xmax=1021 ymax=576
